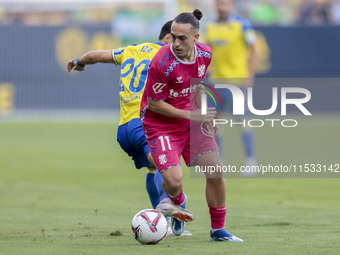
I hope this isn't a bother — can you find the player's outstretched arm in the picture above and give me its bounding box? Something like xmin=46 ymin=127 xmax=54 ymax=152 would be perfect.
xmin=67 ymin=50 xmax=114 ymax=73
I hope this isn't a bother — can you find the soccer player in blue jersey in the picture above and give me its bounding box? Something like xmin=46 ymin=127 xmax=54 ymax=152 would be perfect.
xmin=205 ymin=0 xmax=259 ymax=175
xmin=67 ymin=20 xmax=191 ymax=236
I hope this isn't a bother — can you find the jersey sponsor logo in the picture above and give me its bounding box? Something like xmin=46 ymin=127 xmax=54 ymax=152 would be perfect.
xmin=169 ymin=84 xmax=199 ymax=98
xmin=176 ymin=76 xmax=183 ymax=83
xmin=120 ymin=94 xmax=141 ymax=104
xmin=159 ymin=154 xmax=167 ymax=165
xmin=198 ymin=64 xmax=206 ymax=77
xmin=153 ymin=83 xmax=167 ymax=94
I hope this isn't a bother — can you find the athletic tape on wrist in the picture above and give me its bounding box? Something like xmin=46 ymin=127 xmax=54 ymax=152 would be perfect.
xmin=76 ymin=58 xmax=85 ymax=67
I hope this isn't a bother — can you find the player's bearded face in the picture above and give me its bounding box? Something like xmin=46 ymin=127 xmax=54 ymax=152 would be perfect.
xmin=171 ymin=22 xmax=199 ymax=60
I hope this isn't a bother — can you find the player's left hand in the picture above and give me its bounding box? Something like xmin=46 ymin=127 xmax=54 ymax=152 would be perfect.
xmin=67 ymin=59 xmax=86 ymax=72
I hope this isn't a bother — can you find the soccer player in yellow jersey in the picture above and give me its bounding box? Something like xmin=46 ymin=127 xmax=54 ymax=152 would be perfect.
xmin=205 ymin=0 xmax=259 ymax=175
xmin=67 ymin=21 xmax=192 ymax=236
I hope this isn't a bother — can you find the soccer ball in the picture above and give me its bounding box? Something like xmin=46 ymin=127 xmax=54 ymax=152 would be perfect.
xmin=131 ymin=209 xmax=167 ymax=245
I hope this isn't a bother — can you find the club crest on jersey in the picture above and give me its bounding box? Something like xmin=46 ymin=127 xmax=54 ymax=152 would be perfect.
xmin=153 ymin=83 xmax=167 ymax=94
xmin=198 ymin=64 xmax=206 ymax=77
xmin=176 ymin=76 xmax=183 ymax=83
xmin=159 ymin=154 xmax=167 ymax=165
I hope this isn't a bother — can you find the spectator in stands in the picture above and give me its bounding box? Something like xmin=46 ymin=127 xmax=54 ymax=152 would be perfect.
xmin=297 ymin=0 xmax=333 ymax=25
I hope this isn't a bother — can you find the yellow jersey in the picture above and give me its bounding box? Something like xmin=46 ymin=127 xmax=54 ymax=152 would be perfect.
xmin=112 ymin=42 xmax=164 ymax=126
xmin=205 ymin=13 xmax=257 ymax=79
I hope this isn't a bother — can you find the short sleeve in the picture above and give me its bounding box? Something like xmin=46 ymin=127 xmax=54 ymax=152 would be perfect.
xmin=241 ymin=19 xmax=257 ymax=46
xmin=202 ymin=46 xmax=212 ymax=79
xmin=111 ymin=47 xmax=126 ymax=65
xmin=206 ymin=51 xmax=212 ymax=77
xmin=145 ymin=65 xmax=169 ymax=101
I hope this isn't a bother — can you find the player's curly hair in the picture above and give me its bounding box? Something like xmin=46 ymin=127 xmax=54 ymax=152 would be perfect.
xmin=173 ymin=9 xmax=203 ymax=30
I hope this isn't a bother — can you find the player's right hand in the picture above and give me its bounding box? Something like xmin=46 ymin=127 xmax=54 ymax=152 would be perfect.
xmin=190 ymin=107 xmax=216 ymax=123
xmin=67 ymin=59 xmax=86 ymax=72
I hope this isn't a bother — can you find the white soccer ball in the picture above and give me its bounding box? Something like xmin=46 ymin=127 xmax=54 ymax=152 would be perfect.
xmin=131 ymin=209 xmax=167 ymax=245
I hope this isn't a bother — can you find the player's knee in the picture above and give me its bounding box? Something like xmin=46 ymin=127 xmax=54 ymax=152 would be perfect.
xmin=207 ymin=177 xmax=225 ymax=186
xmin=166 ymin=179 xmax=182 ymax=193
xmin=161 ymin=167 xmax=183 ymax=195
xmin=163 ymin=177 xmax=182 ymax=196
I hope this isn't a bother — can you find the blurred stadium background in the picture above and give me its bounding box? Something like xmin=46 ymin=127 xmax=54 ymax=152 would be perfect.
xmin=0 ymin=0 xmax=339 ymax=120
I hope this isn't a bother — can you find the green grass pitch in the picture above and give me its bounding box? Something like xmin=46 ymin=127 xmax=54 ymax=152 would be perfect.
xmin=0 ymin=116 xmax=339 ymax=254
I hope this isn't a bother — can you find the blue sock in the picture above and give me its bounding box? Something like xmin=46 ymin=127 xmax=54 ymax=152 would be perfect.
xmin=242 ymin=129 xmax=255 ymax=158
xmin=146 ymin=170 xmax=159 ymax=209
xmin=154 ymin=169 xmax=168 ymax=201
